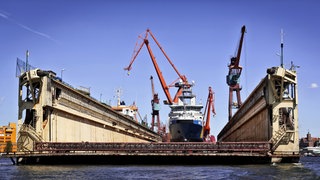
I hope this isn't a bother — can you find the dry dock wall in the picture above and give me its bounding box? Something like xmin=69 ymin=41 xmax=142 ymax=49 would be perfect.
xmin=218 ymin=78 xmax=270 ymax=142
xmin=17 ymin=69 xmax=160 ymax=151
xmin=218 ymin=66 xmax=299 ymax=157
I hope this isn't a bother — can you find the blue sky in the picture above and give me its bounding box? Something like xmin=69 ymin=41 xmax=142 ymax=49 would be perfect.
xmin=0 ymin=0 xmax=319 ymax=138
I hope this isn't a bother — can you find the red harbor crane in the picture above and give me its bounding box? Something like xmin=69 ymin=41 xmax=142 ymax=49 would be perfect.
xmin=125 ymin=29 xmax=215 ymax=142
xmin=202 ymin=86 xmax=216 ymax=142
xmin=124 ymin=29 xmax=190 ymax=105
xmin=150 ymin=75 xmax=161 ymax=132
xmin=226 ymin=25 xmax=246 ymax=121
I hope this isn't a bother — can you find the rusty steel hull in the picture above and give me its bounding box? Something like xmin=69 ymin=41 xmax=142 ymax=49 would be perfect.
xmin=7 ymin=142 xmax=300 ymax=165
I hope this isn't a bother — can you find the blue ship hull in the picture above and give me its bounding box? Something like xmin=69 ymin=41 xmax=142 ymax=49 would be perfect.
xmin=169 ymin=119 xmax=203 ymax=142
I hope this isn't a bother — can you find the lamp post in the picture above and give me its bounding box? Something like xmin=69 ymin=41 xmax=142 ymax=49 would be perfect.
xmin=61 ymin=69 xmax=65 ymax=81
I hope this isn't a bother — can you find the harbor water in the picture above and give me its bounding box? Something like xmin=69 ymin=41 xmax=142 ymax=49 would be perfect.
xmin=0 ymin=156 xmax=319 ymax=179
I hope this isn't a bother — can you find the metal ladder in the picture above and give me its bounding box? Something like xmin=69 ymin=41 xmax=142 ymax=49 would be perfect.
xmin=19 ymin=124 xmax=43 ymax=142
xmin=269 ymin=125 xmax=286 ymax=151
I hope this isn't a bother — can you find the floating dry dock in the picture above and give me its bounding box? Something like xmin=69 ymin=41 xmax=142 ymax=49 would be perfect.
xmin=8 ymin=61 xmax=299 ymax=165
xmin=218 ymin=65 xmax=299 ymax=163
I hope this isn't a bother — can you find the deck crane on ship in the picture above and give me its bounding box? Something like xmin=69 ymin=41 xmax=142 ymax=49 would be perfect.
xmin=124 ymin=29 xmax=215 ymax=142
xmin=226 ymin=25 xmax=246 ymax=121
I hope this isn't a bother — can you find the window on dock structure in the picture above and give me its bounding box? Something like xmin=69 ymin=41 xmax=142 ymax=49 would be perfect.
xmin=285 ymin=83 xmax=296 ymax=100
xmin=42 ymin=108 xmax=50 ymax=129
xmin=24 ymin=109 xmax=37 ymax=129
xmin=272 ymin=79 xmax=296 ymax=102
xmin=55 ymin=88 xmax=61 ymax=99
xmin=286 ymin=85 xmax=296 ymax=103
xmin=21 ymin=81 xmax=41 ymax=104
xmin=279 ymin=107 xmax=294 ymax=130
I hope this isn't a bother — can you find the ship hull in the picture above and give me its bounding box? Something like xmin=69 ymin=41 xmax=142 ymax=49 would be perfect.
xmin=169 ymin=119 xmax=203 ymax=142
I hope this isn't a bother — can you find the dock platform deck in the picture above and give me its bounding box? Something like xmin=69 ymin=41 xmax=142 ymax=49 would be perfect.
xmin=2 ymin=142 xmax=300 ymax=165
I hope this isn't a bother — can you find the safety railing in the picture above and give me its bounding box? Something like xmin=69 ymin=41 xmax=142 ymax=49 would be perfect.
xmin=34 ymin=142 xmax=270 ymax=154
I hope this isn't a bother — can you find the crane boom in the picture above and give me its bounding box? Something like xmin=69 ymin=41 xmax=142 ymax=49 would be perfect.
xmin=144 ymin=38 xmax=174 ymax=104
xmin=234 ymin=25 xmax=246 ymax=68
xmin=124 ymin=33 xmax=148 ymax=71
xmin=124 ymin=29 xmax=189 ymax=105
xmin=147 ymin=29 xmax=187 ymax=82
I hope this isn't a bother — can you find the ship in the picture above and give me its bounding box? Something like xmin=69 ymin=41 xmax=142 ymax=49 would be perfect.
xmin=124 ymin=29 xmax=213 ymax=142
xmin=302 ymin=146 xmax=320 ymax=156
xmin=111 ymin=89 xmax=139 ymax=122
xmin=168 ymin=82 xmax=204 ymax=142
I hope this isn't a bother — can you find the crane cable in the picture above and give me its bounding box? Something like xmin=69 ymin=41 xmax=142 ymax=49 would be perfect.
xmin=244 ymin=33 xmax=248 ymax=98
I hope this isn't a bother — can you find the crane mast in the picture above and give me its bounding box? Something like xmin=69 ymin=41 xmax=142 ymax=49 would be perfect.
xmin=227 ymin=25 xmax=246 ymax=121
xmin=202 ymin=86 xmax=216 ymax=142
xmin=150 ymin=75 xmax=161 ymax=133
xmin=124 ymin=29 xmax=189 ymax=105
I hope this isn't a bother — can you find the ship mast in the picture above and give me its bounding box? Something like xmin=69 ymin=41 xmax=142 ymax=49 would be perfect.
xmin=116 ymin=89 xmax=122 ymax=106
xmin=280 ymin=29 xmax=284 ymax=68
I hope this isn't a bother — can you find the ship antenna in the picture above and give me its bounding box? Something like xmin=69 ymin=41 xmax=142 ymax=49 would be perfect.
xmin=280 ymin=29 xmax=284 ymax=68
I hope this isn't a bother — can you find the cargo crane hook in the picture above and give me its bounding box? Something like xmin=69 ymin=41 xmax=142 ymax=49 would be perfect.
xmin=124 ymin=29 xmax=189 ymax=105
xmin=227 ymin=25 xmax=246 ymax=121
